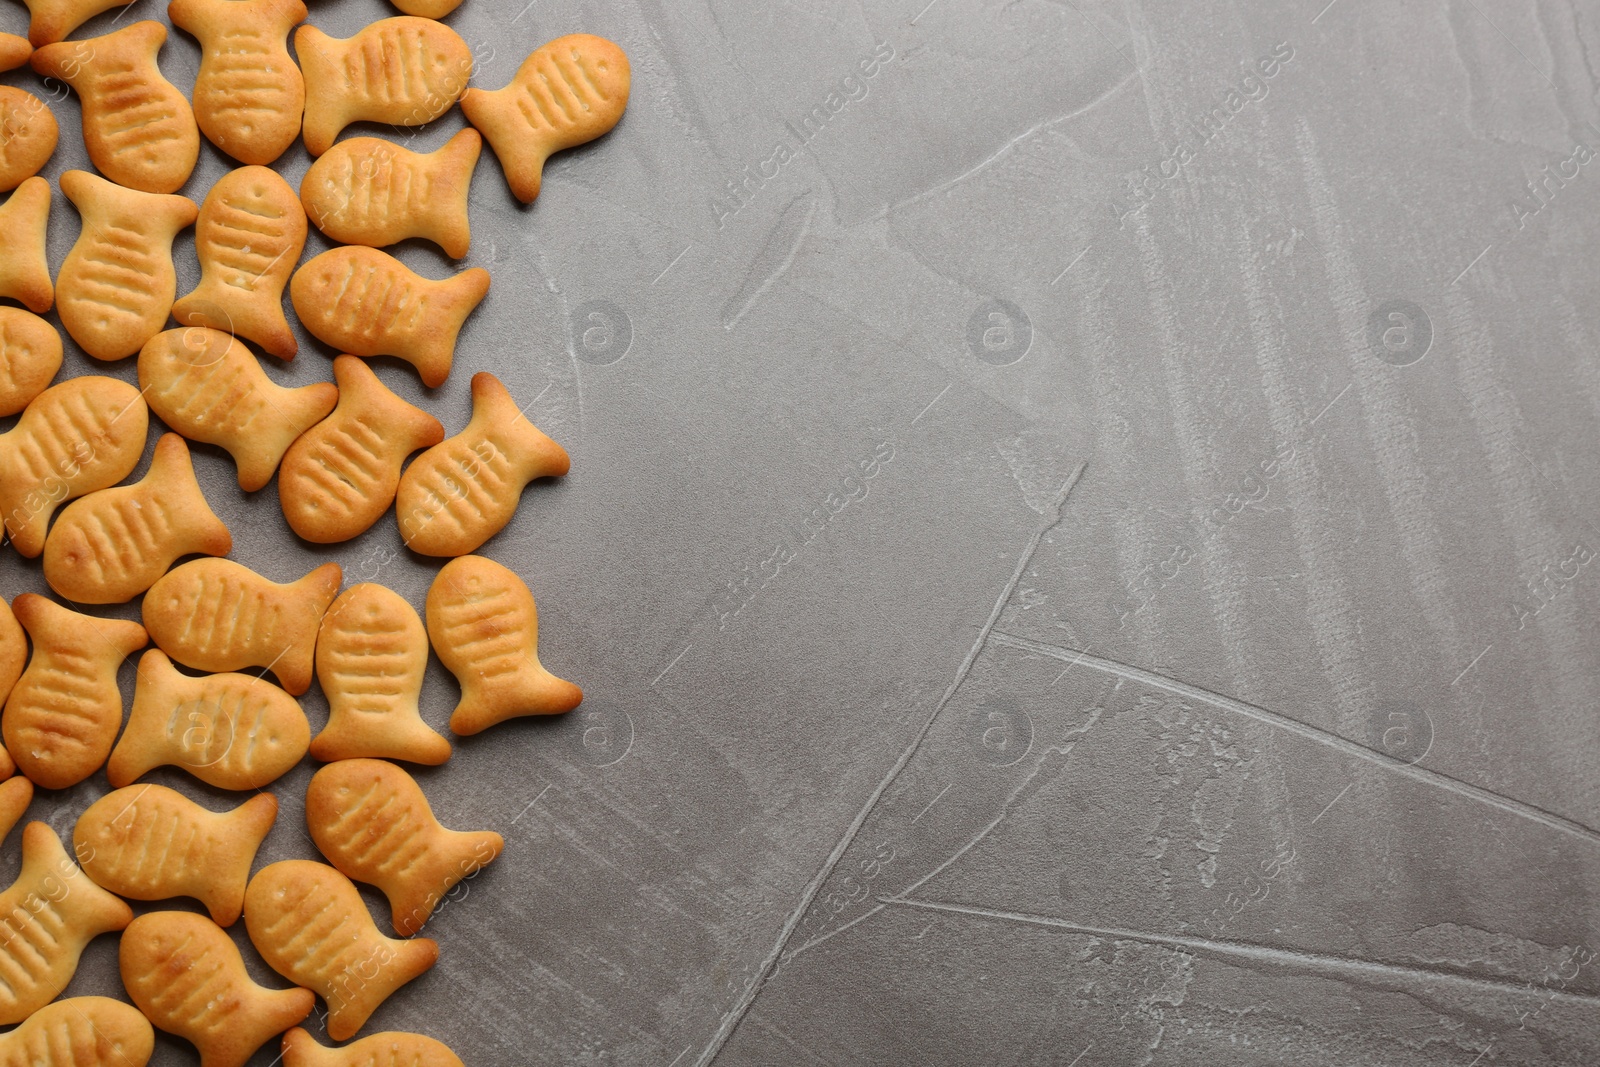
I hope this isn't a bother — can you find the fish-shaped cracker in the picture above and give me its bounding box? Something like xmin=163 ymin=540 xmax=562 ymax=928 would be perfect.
xmin=76 ymin=785 xmax=277 ymax=925
xmin=306 ymin=758 xmax=500 ymax=934
xmin=395 ymin=372 xmax=568 ymax=555
xmin=0 ymin=375 xmax=148 ymax=556
xmin=43 ymin=433 xmax=232 ymax=604
xmin=460 ymin=34 xmax=630 ymax=203
xmin=31 ymin=23 xmax=199 ymax=192
xmin=0 ymin=996 xmax=153 ymax=1065
xmin=139 ymin=327 xmax=337 ymax=492
xmin=312 ymin=582 xmax=450 ymax=765
xmin=245 ymin=860 xmax=439 ymax=1041
xmin=289 ymin=246 xmax=488 ymax=388
xmin=0 ymin=823 xmax=133 ymax=1024
xmin=172 ymin=166 xmax=308 ymax=360
xmin=281 ymin=1027 xmax=464 ymax=1067
xmin=3 ymin=593 xmax=147 ymax=789
xmin=279 ymin=357 xmax=443 ymax=544
xmin=55 ymin=170 xmax=197 ymax=360
xmin=0 ymin=306 xmax=60 ymax=416
xmin=168 ymin=0 xmax=308 ymax=165
xmin=301 ymin=128 xmax=479 ymax=257
xmin=425 ymin=554 xmax=582 ymax=734
xmin=108 ymin=648 xmax=311 ymax=789
xmin=295 ymin=17 xmax=472 ymax=155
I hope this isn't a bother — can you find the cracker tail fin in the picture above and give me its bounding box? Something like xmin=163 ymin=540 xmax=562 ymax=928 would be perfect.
xmin=234 ymin=380 xmax=336 ymax=492
xmin=428 ymin=128 xmax=480 ymax=258
xmin=204 ymin=792 xmax=278 ymax=925
xmin=413 ymin=268 xmax=489 ymax=388
xmin=389 ymin=828 xmax=503 ymax=936
xmin=172 ymin=0 xmax=306 ymax=36
xmin=531 ymin=662 xmax=584 ymax=715
xmin=326 ymin=935 xmax=438 ymax=1042
xmin=172 ymin=283 xmax=300 ymax=362
xmin=106 ymin=649 xmax=178 ymax=787
xmin=198 ymin=985 xmax=314 ymax=1067
xmin=309 ymin=711 xmax=451 ymax=767
xmin=0 ymin=777 xmax=32 ymax=847
xmin=448 ymin=665 xmax=581 ymax=736
xmin=21 ymin=822 xmax=134 ymax=935
xmin=151 ymin=433 xmax=233 ymax=558
xmin=294 ymin=26 xmax=346 ymax=156
xmin=0 ymin=178 xmax=53 ymax=312
xmin=331 ymin=355 xmax=444 ymax=451
xmin=274 ymin=562 xmax=342 ymax=695
xmin=469 ymin=371 xmax=570 ymax=479
xmin=280 ymin=1027 xmax=335 ymax=1067
xmin=460 ymin=85 xmax=550 ymax=204
xmin=153 ymin=190 xmax=200 ymax=235
xmin=165 ymin=0 xmax=218 ymax=40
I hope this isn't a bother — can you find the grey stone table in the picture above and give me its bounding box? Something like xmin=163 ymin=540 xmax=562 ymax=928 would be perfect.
xmin=2 ymin=0 xmax=1598 ymax=1064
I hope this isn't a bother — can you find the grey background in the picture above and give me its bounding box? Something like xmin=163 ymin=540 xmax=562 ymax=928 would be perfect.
xmin=0 ymin=0 xmax=1598 ymax=1064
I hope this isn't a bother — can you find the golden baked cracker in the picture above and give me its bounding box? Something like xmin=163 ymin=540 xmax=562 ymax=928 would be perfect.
xmin=461 ymin=34 xmax=630 ymax=204
xmin=313 ymin=583 xmax=449 ymax=765
xmin=172 ymin=166 xmax=307 ymax=360
xmin=307 ymin=759 xmax=500 ymax=935
xmin=0 ymin=178 xmax=52 ymax=311
xmin=295 ymin=17 xmax=472 ymax=156
xmin=0 ymin=777 xmax=33 ymax=846
xmin=3 ymin=593 xmax=147 ymax=789
xmin=245 ymin=860 xmax=439 ymax=1041
xmin=108 ymin=648 xmax=311 ymax=788
xmin=0 ymin=33 xmax=30 ymax=70
xmin=426 ymin=554 xmax=582 ymax=735
xmin=282 ymin=1027 xmax=464 ymax=1067
xmin=0 ymin=996 xmax=154 ymax=1066
xmin=143 ymin=558 xmax=341 ymax=695
xmin=0 ymin=307 xmax=61 ymax=417
xmin=396 ymin=372 xmax=569 ymax=556
xmin=43 ymin=433 xmax=232 ymax=604
xmin=301 ymin=128 xmax=479 ymax=258
xmin=0 ymin=599 xmax=22 ymax=730
xmin=0 ymin=93 xmax=56 ymax=194
xmin=168 ymin=0 xmax=307 ymax=166
xmin=0 ymin=374 xmax=149 ymax=557
xmin=280 ymin=357 xmax=444 ymax=544
xmin=56 ymin=170 xmax=198 ymax=361
xmin=387 ymin=0 xmax=462 ymax=19
xmin=76 ymin=786 xmax=277 ymax=925
xmin=122 ymin=911 xmax=314 ymax=1067
xmin=0 ymin=823 xmax=134 ymax=1024
xmin=32 ymin=23 xmax=199 ymax=193
xmin=289 ymin=247 xmax=489 ymax=388
xmin=139 ymin=327 xmax=338 ymax=492
xmin=20 ymin=0 xmax=133 ymax=46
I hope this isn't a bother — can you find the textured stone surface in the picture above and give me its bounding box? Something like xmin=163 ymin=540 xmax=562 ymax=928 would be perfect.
xmin=2 ymin=0 xmax=1599 ymax=1064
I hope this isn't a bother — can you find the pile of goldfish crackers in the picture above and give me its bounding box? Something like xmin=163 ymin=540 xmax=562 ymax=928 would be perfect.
xmin=0 ymin=0 xmax=628 ymax=1060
